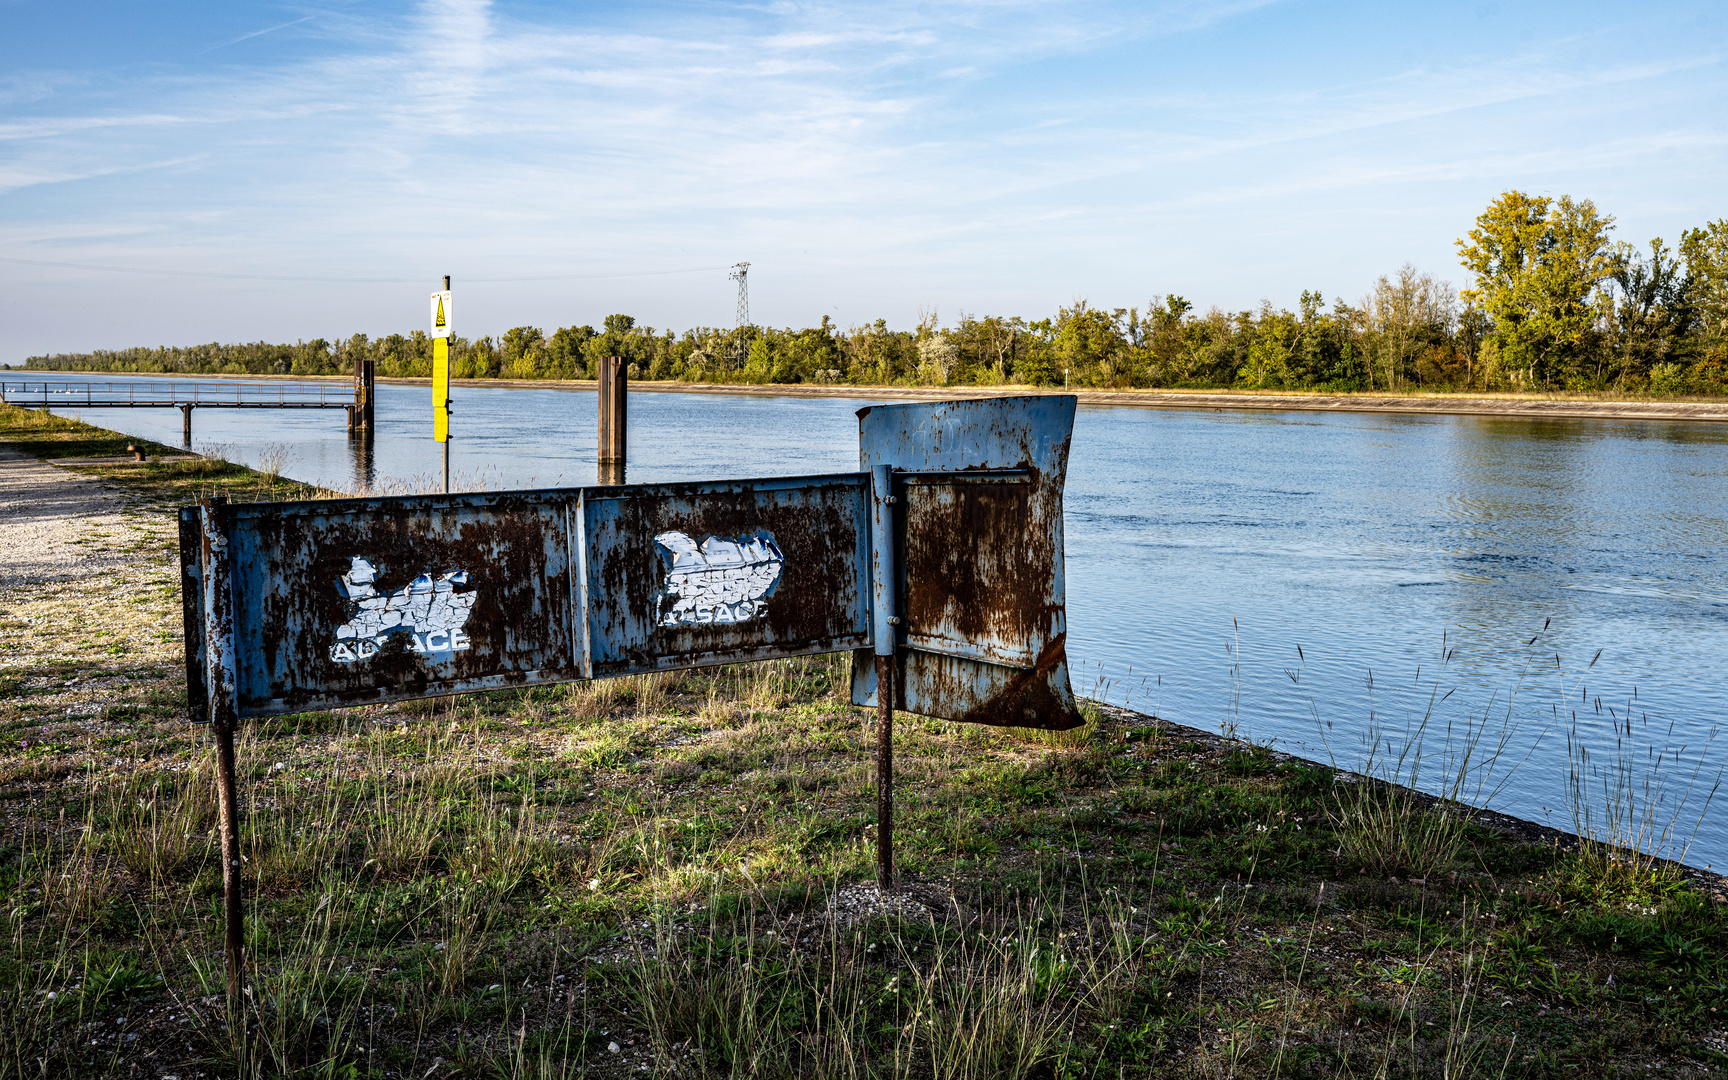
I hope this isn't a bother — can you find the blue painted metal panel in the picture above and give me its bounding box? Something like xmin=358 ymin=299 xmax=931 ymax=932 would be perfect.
xmin=223 ymin=491 xmax=580 ymax=717
xmin=851 ymin=396 xmax=1082 ymax=730
xmin=578 ymin=474 xmax=871 ymax=678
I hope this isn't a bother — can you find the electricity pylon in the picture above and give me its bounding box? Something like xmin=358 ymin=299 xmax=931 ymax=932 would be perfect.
xmin=729 ymin=262 xmax=750 ymax=328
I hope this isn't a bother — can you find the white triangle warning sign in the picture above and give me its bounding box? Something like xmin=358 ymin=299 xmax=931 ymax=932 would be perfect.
xmin=430 ymin=290 xmax=452 ymax=338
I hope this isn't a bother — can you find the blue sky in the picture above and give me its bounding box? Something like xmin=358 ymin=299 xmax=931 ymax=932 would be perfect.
xmin=1 ymin=0 xmax=1723 ymax=360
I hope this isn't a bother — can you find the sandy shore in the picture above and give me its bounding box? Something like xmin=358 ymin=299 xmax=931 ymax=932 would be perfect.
xmin=0 ymin=443 xmax=163 ymax=591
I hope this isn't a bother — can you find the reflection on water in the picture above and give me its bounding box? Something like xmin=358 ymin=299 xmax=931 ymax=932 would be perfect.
xmin=34 ymin=374 xmax=1728 ymax=870
xmin=349 ymin=433 xmax=376 ymax=494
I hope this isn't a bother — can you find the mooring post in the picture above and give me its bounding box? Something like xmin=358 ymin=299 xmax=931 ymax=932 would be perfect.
xmin=180 ymin=404 xmax=193 ymax=445
xmin=363 ymin=358 xmax=376 ymax=436
xmin=353 ymin=356 xmax=375 ymax=438
xmin=871 ymin=463 xmax=897 ymax=891
xmin=198 ymin=495 xmax=245 ymax=1004
xmin=598 ymin=355 xmax=627 ymax=484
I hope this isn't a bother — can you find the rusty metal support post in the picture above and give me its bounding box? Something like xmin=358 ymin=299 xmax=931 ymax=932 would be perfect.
xmin=598 ymin=356 xmax=626 ymax=484
xmin=199 ymin=496 xmax=244 ymax=1004
xmin=180 ymin=404 xmax=193 ymax=445
xmin=870 ymin=463 xmax=897 ymax=891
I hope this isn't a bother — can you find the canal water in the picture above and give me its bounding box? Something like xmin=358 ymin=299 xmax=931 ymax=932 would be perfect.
xmin=18 ymin=373 xmax=1728 ymax=871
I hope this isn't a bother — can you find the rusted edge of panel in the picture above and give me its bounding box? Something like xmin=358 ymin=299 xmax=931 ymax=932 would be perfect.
xmin=199 ymin=498 xmax=239 ymax=732
xmin=177 ymin=507 xmax=209 ymax=724
xmin=849 ymin=637 xmax=1085 ymax=731
xmin=590 ymin=636 xmax=867 ymax=680
xmin=947 ymin=634 xmax=1083 ymax=730
xmin=871 ymin=464 xmax=895 ymax=658
xmin=899 ymin=469 xmax=1031 ymax=486
xmin=216 ymin=473 xmax=872 ymax=524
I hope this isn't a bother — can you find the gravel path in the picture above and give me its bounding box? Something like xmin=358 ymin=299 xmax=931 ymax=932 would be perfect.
xmin=0 ymin=444 xmax=153 ymax=591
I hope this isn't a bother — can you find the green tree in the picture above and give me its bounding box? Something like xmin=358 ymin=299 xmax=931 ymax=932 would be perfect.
xmin=1681 ymin=219 xmax=1728 ymax=354
xmin=501 ymin=326 xmax=547 ymax=378
xmin=547 ymin=325 xmax=595 ymax=378
xmin=1237 ymin=303 xmax=1298 ymax=389
xmin=1364 ymin=265 xmax=1456 ymax=390
xmin=1456 ymin=191 xmax=1615 ymax=388
xmin=1602 ymin=239 xmax=1691 ymax=386
xmin=1051 ymin=302 xmax=1128 ymax=387
xmin=1018 ymin=318 xmax=1059 ymax=385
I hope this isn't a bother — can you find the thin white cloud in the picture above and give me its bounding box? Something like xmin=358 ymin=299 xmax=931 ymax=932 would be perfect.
xmin=201 ymin=15 xmax=317 ymax=54
xmin=0 ymin=114 xmax=190 ymax=142
xmin=0 ymin=155 xmax=205 ymax=197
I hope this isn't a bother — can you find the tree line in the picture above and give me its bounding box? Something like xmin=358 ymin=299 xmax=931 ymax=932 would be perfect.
xmin=23 ymin=193 xmax=1728 ymax=395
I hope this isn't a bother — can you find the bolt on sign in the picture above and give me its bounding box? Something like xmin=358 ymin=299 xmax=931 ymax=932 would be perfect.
xmin=177 ymin=395 xmax=1080 ymax=990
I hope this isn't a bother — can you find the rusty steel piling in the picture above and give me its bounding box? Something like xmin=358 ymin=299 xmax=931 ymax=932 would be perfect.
xmin=598 ymin=356 xmax=626 ymax=484
xmin=352 ymin=356 xmax=376 ymax=439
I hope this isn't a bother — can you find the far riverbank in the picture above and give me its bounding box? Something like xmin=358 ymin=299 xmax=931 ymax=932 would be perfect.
xmin=12 ymin=369 xmax=1728 ymax=424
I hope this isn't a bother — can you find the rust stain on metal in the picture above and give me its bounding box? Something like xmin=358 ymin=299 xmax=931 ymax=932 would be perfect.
xmin=854 ymin=395 xmax=1081 ymax=730
xmin=901 ymin=472 xmax=1055 ymax=663
xmin=582 ymin=475 xmax=870 ymax=676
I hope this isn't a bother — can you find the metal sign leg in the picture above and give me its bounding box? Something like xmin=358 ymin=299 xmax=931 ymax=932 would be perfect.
xmin=199 ymin=496 xmax=245 ymax=1003
xmin=214 ymin=724 xmax=244 ymax=1001
xmin=876 ymin=655 xmax=894 ymax=891
xmin=870 ymin=462 xmax=897 ymax=893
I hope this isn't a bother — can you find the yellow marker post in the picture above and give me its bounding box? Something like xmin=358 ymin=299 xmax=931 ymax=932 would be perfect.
xmin=430 ymin=277 xmax=452 ymax=492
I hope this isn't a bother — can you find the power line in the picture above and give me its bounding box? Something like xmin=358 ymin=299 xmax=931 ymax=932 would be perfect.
xmin=0 ymin=256 xmax=733 ymax=285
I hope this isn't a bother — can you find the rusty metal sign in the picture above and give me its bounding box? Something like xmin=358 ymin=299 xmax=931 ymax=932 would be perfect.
xmin=179 ymin=395 xmax=1076 ymax=727
xmin=180 ymin=476 xmax=871 ymax=718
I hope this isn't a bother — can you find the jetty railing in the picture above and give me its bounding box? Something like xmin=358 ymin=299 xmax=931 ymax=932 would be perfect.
xmin=1 ymin=377 xmax=371 ymax=441
xmin=0 ymin=380 xmax=355 ymax=409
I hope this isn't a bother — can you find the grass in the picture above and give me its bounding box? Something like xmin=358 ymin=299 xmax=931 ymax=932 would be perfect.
xmin=2 ymin=402 xmax=1727 ymax=1078
xmin=1561 ymin=708 xmax=1726 ymax=907
xmin=0 ymin=403 xmax=334 ymax=506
